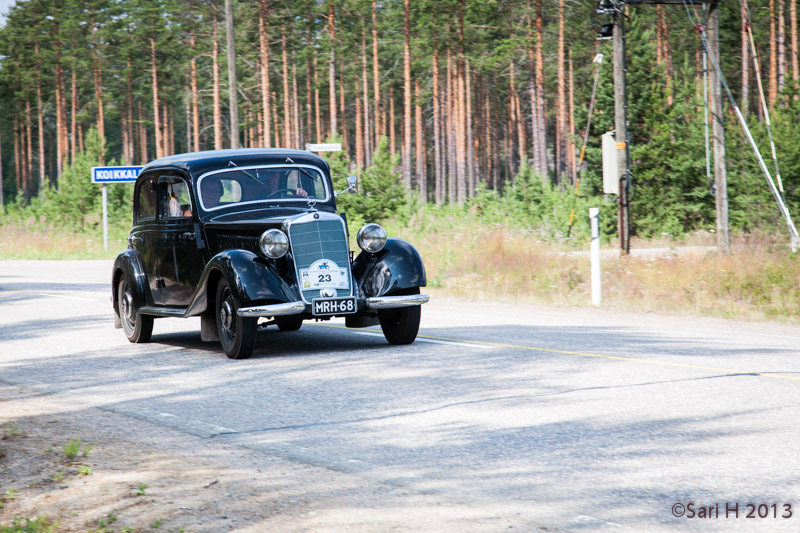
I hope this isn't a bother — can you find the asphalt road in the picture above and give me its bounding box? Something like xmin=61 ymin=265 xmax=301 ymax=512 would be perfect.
xmin=2 ymin=260 xmax=800 ymax=532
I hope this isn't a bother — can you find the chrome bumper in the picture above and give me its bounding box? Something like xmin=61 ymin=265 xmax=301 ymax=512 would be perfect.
xmin=365 ymin=294 xmax=430 ymax=309
xmin=237 ymin=301 xmax=306 ymax=318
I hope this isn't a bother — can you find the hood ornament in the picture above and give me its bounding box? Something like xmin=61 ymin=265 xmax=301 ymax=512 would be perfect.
xmin=306 ymin=196 xmax=318 ymax=214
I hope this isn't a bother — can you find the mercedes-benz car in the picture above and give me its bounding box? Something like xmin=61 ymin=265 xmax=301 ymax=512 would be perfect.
xmin=112 ymin=148 xmax=429 ymax=359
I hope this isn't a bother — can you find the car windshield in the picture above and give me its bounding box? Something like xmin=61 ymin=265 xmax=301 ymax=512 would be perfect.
xmin=198 ymin=165 xmax=327 ymax=211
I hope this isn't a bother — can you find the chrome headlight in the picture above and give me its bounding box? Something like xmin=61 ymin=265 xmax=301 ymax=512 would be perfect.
xmin=259 ymin=229 xmax=289 ymax=259
xmin=357 ymin=223 xmax=387 ymax=253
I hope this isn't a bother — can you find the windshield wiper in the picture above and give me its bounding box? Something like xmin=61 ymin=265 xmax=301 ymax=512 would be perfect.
xmin=228 ymin=161 xmax=265 ymax=186
xmin=285 ymin=157 xmax=320 ymax=182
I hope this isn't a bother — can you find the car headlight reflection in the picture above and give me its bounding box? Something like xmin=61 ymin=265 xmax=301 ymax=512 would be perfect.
xmin=357 ymin=223 xmax=387 ymax=253
xmin=259 ymin=229 xmax=289 ymax=259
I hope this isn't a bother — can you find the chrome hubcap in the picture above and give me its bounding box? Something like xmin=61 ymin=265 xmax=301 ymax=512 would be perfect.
xmin=221 ymin=299 xmax=234 ymax=332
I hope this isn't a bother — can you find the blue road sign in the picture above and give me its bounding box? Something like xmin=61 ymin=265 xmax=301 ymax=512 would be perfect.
xmin=91 ymin=166 xmax=143 ymax=183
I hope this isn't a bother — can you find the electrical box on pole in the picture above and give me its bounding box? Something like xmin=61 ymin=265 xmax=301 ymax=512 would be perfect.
xmin=601 ymin=132 xmax=619 ymax=195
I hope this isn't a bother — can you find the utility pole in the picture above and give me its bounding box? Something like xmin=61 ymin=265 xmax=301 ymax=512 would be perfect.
xmin=707 ymin=2 xmax=730 ymax=253
xmin=612 ymin=5 xmax=630 ymax=255
xmin=225 ymin=0 xmax=239 ymax=149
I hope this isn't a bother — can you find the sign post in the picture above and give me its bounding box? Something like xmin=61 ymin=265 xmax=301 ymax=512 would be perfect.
xmin=91 ymin=166 xmax=143 ymax=251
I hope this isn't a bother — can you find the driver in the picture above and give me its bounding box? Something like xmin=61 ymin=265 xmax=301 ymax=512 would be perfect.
xmin=202 ymin=180 xmax=224 ymax=208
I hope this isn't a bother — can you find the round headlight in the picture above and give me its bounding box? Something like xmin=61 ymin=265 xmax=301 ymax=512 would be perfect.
xmin=357 ymin=223 xmax=387 ymax=253
xmin=259 ymin=229 xmax=289 ymax=259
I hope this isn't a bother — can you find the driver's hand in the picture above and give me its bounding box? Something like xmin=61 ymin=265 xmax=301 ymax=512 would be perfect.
xmin=295 ymin=188 xmax=308 ymax=198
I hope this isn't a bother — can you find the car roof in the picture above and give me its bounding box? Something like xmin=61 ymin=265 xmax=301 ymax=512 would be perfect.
xmin=140 ymin=148 xmax=331 ymax=181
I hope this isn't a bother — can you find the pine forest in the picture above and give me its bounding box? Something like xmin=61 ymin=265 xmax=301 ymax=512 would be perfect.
xmin=1 ymin=0 xmax=799 ymax=243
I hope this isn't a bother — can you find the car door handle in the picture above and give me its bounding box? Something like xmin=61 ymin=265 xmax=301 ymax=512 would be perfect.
xmin=128 ymin=235 xmax=141 ymax=245
xmin=182 ymin=232 xmax=195 ymax=241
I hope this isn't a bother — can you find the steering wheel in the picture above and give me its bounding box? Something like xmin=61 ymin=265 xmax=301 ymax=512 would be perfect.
xmin=265 ymin=188 xmax=296 ymax=199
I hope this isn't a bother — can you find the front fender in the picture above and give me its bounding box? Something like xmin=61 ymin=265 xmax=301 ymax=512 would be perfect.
xmin=112 ymin=250 xmax=150 ymax=311
xmin=352 ymin=238 xmax=427 ymax=298
xmin=184 ymin=250 xmax=296 ymax=316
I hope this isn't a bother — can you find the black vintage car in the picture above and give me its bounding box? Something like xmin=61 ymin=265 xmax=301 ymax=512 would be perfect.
xmin=112 ymin=148 xmax=429 ymax=359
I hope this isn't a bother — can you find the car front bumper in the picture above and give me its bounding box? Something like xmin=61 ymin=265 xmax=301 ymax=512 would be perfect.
xmin=236 ymin=294 xmax=430 ymax=318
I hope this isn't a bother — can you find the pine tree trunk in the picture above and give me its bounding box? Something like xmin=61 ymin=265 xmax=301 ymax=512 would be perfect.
xmin=339 ymin=65 xmax=347 ymax=154
xmin=25 ymin=100 xmax=33 ymax=203
xmin=456 ymin=1 xmax=467 ymax=203
xmin=779 ymin=0 xmax=787 ymax=97
xmin=212 ymin=2 xmax=223 ymax=150
xmin=770 ymin=0 xmax=778 ymax=106
xmin=150 ymin=38 xmax=163 ymax=160
xmin=355 ymin=74 xmax=363 ymax=168
xmin=306 ymin=14 xmax=314 ymax=145
xmin=742 ymin=0 xmax=751 ymax=116
xmin=292 ymin=52 xmax=301 ymax=147
xmin=568 ymin=50 xmax=576 ymax=184
xmin=362 ymin=27 xmax=371 ymax=165
xmin=91 ymin=30 xmax=105 ymax=162
xmin=402 ymin=0 xmax=412 ymax=188
xmin=555 ymin=0 xmax=567 ymax=186
xmin=432 ymin=48 xmax=443 ymax=205
xmin=372 ymin=1 xmax=381 ymax=145
xmin=389 ymin=86 xmax=396 ymax=156
xmin=126 ymin=59 xmax=135 ymax=162
xmin=328 ymin=1 xmax=337 ymax=137
xmin=54 ymin=31 xmax=65 ymax=180
xmin=191 ymin=32 xmax=201 ymax=151
xmin=314 ymin=47 xmax=322 ymax=142
xmin=414 ymin=79 xmax=426 ymax=199
xmin=71 ymin=67 xmax=77 ymax=163
xmin=259 ymin=0 xmax=272 ymax=147
xmin=138 ymin=102 xmax=148 ymax=163
xmin=34 ymin=43 xmax=46 ymax=189
xmin=466 ymin=58 xmax=475 ymax=196
xmin=225 ymin=0 xmax=239 ymax=149
xmin=13 ymin=116 xmax=21 ymax=194
xmin=792 ymin=0 xmax=799 ymax=83
xmin=535 ymin=0 xmax=547 ymax=181
xmin=446 ymin=48 xmax=456 ymax=203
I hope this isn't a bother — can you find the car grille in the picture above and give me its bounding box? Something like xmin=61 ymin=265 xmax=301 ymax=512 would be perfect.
xmin=288 ymin=218 xmax=352 ymax=303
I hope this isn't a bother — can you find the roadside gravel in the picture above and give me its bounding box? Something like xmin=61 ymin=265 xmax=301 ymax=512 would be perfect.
xmin=0 ymin=383 xmax=542 ymax=532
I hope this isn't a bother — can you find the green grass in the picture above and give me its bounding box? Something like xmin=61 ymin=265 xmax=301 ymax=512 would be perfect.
xmin=0 ymin=516 xmax=58 ymax=533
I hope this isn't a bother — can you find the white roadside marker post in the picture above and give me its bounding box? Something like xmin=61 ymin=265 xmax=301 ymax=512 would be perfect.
xmin=590 ymin=207 xmax=601 ymax=306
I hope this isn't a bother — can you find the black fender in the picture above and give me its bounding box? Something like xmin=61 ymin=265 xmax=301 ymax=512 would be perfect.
xmin=112 ymin=250 xmax=151 ymax=327
xmin=184 ymin=250 xmax=297 ymax=316
xmin=351 ymin=238 xmax=427 ymax=298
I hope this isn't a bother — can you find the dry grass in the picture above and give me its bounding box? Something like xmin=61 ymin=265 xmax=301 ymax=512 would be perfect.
xmin=0 ymin=222 xmax=127 ymax=260
xmin=390 ymin=212 xmax=800 ymax=323
xmin=3 ymin=217 xmax=798 ymax=323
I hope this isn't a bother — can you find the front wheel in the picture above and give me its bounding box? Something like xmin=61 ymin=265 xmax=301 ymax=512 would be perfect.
xmin=216 ymin=279 xmax=257 ymax=359
xmin=118 ymin=277 xmax=153 ymax=343
xmin=378 ymin=288 xmax=422 ymax=345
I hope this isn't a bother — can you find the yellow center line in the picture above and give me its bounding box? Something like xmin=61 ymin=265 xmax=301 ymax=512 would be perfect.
xmin=314 ymin=324 xmax=800 ymax=383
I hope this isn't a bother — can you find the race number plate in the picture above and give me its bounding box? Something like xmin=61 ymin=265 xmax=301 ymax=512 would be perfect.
xmin=312 ymin=297 xmax=357 ymax=316
xmin=299 ymin=259 xmax=349 ymax=290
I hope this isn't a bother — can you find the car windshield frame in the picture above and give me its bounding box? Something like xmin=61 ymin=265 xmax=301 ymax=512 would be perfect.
xmin=196 ymin=164 xmax=329 ymax=212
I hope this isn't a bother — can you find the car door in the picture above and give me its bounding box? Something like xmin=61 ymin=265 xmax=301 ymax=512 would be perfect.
xmin=156 ymin=174 xmax=205 ymax=307
xmin=131 ymin=173 xmax=163 ymax=305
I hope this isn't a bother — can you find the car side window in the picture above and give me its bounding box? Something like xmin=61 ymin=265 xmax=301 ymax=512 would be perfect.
xmin=136 ymin=177 xmax=157 ymax=222
xmin=159 ymin=176 xmax=193 ymax=219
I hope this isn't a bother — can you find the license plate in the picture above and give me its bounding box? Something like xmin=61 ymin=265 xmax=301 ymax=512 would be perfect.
xmin=312 ymin=297 xmax=357 ymax=316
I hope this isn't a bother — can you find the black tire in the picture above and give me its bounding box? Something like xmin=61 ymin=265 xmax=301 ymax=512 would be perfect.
xmin=216 ymin=278 xmax=258 ymax=359
xmin=118 ymin=277 xmax=153 ymax=343
xmin=275 ymin=316 xmax=303 ymax=332
xmin=378 ymin=288 xmax=422 ymax=345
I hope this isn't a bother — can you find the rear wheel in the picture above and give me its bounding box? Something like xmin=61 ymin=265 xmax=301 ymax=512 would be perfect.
xmin=118 ymin=277 xmax=153 ymax=343
xmin=378 ymin=288 xmax=422 ymax=345
xmin=216 ymin=279 xmax=257 ymax=359
xmin=276 ymin=316 xmax=303 ymax=332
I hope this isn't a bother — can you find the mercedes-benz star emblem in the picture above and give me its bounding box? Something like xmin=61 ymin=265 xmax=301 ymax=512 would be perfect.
xmin=306 ymin=196 xmax=317 ymax=209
